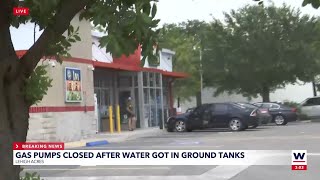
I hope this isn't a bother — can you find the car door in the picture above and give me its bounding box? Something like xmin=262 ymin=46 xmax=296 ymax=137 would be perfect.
xmin=189 ymin=104 xmax=208 ymax=128
xmin=202 ymin=105 xmax=212 ymax=128
xmin=211 ymin=104 xmax=230 ymax=128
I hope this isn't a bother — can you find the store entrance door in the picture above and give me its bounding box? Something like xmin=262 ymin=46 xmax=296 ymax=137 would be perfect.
xmin=119 ymin=89 xmax=132 ymax=131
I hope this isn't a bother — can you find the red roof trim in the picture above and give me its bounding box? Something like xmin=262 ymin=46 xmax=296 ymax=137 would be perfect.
xmin=93 ymin=61 xmax=141 ymax=71
xmin=29 ymin=106 xmax=94 ymax=113
xmin=15 ymin=51 xmax=188 ymax=78
xmin=142 ymin=67 xmax=188 ymax=78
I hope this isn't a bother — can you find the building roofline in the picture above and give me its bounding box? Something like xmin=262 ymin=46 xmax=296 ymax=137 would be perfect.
xmin=15 ymin=50 xmax=188 ymax=79
xmin=161 ymin=48 xmax=175 ymax=55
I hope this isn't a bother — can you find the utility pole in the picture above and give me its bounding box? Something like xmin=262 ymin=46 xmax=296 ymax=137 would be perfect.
xmin=199 ymin=48 xmax=203 ymax=105
xmin=312 ymin=81 xmax=317 ymax=97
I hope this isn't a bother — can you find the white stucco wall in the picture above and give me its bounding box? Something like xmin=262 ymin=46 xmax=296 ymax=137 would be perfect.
xmin=159 ymin=51 xmax=173 ymax=72
xmin=92 ymin=34 xmax=113 ymax=63
xmin=143 ymin=49 xmax=174 ymax=72
xmin=178 ymin=82 xmax=317 ymax=112
xmin=28 ymin=111 xmax=96 ymax=142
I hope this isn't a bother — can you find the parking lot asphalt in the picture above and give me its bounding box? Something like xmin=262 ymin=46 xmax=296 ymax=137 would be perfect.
xmin=22 ymin=121 xmax=320 ymax=180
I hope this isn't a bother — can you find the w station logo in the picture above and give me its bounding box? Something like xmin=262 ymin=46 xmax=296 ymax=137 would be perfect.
xmin=291 ymin=150 xmax=307 ymax=170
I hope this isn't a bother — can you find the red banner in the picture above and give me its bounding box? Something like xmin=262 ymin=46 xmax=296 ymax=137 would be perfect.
xmin=13 ymin=142 xmax=64 ymax=150
xmin=291 ymin=165 xmax=307 ymax=171
xmin=13 ymin=7 xmax=29 ymax=16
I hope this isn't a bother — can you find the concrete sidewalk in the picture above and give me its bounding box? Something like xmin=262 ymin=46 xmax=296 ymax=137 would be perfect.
xmin=64 ymin=127 xmax=166 ymax=148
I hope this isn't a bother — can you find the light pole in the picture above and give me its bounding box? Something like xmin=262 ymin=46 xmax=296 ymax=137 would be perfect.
xmin=194 ymin=43 xmax=203 ymax=106
xmin=194 ymin=40 xmax=210 ymax=106
xmin=199 ymin=48 xmax=203 ymax=105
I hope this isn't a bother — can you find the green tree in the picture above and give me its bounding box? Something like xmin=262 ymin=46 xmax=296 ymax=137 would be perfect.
xmin=158 ymin=20 xmax=210 ymax=106
xmin=255 ymin=0 xmax=320 ymax=8
xmin=303 ymin=0 xmax=320 ymax=8
xmin=203 ymin=4 xmax=320 ymax=102
xmin=0 ymin=0 xmax=159 ymax=179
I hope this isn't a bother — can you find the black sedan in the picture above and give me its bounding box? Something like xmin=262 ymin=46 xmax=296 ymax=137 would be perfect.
xmin=236 ymin=102 xmax=272 ymax=125
xmin=166 ymin=102 xmax=261 ymax=132
xmin=252 ymin=102 xmax=298 ymax=125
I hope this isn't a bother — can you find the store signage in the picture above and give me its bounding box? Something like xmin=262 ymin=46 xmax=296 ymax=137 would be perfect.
xmin=65 ymin=67 xmax=82 ymax=102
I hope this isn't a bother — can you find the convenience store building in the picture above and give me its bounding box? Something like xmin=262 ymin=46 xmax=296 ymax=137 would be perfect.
xmin=12 ymin=14 xmax=186 ymax=142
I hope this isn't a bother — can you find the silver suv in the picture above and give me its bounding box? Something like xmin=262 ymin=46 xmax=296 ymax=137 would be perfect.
xmin=300 ymin=96 xmax=320 ymax=119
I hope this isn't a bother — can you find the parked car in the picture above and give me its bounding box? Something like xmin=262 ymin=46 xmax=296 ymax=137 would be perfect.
xmin=252 ymin=102 xmax=297 ymax=125
xmin=236 ymin=102 xmax=272 ymax=125
xmin=166 ymin=102 xmax=260 ymax=132
xmin=186 ymin=107 xmax=195 ymax=113
xmin=299 ymin=96 xmax=320 ymax=119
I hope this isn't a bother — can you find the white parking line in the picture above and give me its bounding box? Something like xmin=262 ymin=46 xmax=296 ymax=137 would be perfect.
xmin=38 ymin=165 xmax=249 ymax=180
xmin=23 ymin=167 xmax=170 ymax=171
xmin=200 ymin=165 xmax=250 ymax=179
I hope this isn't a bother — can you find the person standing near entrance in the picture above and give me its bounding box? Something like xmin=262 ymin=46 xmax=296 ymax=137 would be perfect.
xmin=126 ymin=97 xmax=136 ymax=131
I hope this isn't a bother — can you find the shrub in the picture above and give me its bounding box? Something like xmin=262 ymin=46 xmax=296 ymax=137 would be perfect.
xmin=282 ymin=101 xmax=299 ymax=108
xmin=282 ymin=100 xmax=311 ymax=120
xmin=20 ymin=172 xmax=43 ymax=180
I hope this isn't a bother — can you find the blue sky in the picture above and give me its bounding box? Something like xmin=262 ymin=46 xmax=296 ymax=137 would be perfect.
xmin=11 ymin=0 xmax=320 ymax=50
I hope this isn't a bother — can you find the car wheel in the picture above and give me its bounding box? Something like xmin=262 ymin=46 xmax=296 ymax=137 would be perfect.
xmin=175 ymin=120 xmax=186 ymax=132
xmin=274 ymin=115 xmax=287 ymax=125
xmin=229 ymin=118 xmax=243 ymax=131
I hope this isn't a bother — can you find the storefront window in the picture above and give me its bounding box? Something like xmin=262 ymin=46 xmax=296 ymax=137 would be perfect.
xmin=162 ymin=77 xmax=168 ymax=88
xmin=119 ymin=76 xmax=132 ymax=87
xmin=149 ymin=73 xmax=154 ymax=87
xmin=143 ymin=88 xmax=149 ymax=104
xmin=150 ymin=104 xmax=157 ymax=126
xmin=94 ymin=78 xmax=100 ymax=87
xmin=134 ymin=75 xmax=138 ymax=87
xmin=156 ymin=89 xmax=161 ymax=105
xmin=143 ymin=72 xmax=148 ymax=87
xmin=140 ymin=73 xmax=166 ymax=128
xmin=144 ymin=105 xmax=150 ymax=127
xmin=156 ymin=89 xmax=162 ymax=126
xmin=150 ymin=89 xmax=155 ymax=104
xmin=134 ymin=88 xmax=140 ymax=128
xmin=155 ymin=73 xmax=160 ymax=87
xmin=163 ymin=90 xmax=168 ymax=107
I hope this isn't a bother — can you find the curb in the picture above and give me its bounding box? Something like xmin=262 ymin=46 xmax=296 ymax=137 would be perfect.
xmin=86 ymin=140 xmax=109 ymax=147
xmin=64 ymin=140 xmax=110 ymax=149
xmin=64 ymin=128 xmax=166 ymax=149
xmin=64 ymin=142 xmax=86 ymax=149
xmin=299 ymin=120 xmax=312 ymax=123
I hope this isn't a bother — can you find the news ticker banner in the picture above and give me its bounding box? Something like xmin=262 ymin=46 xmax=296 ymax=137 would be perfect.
xmin=13 ymin=143 xmax=307 ymax=170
